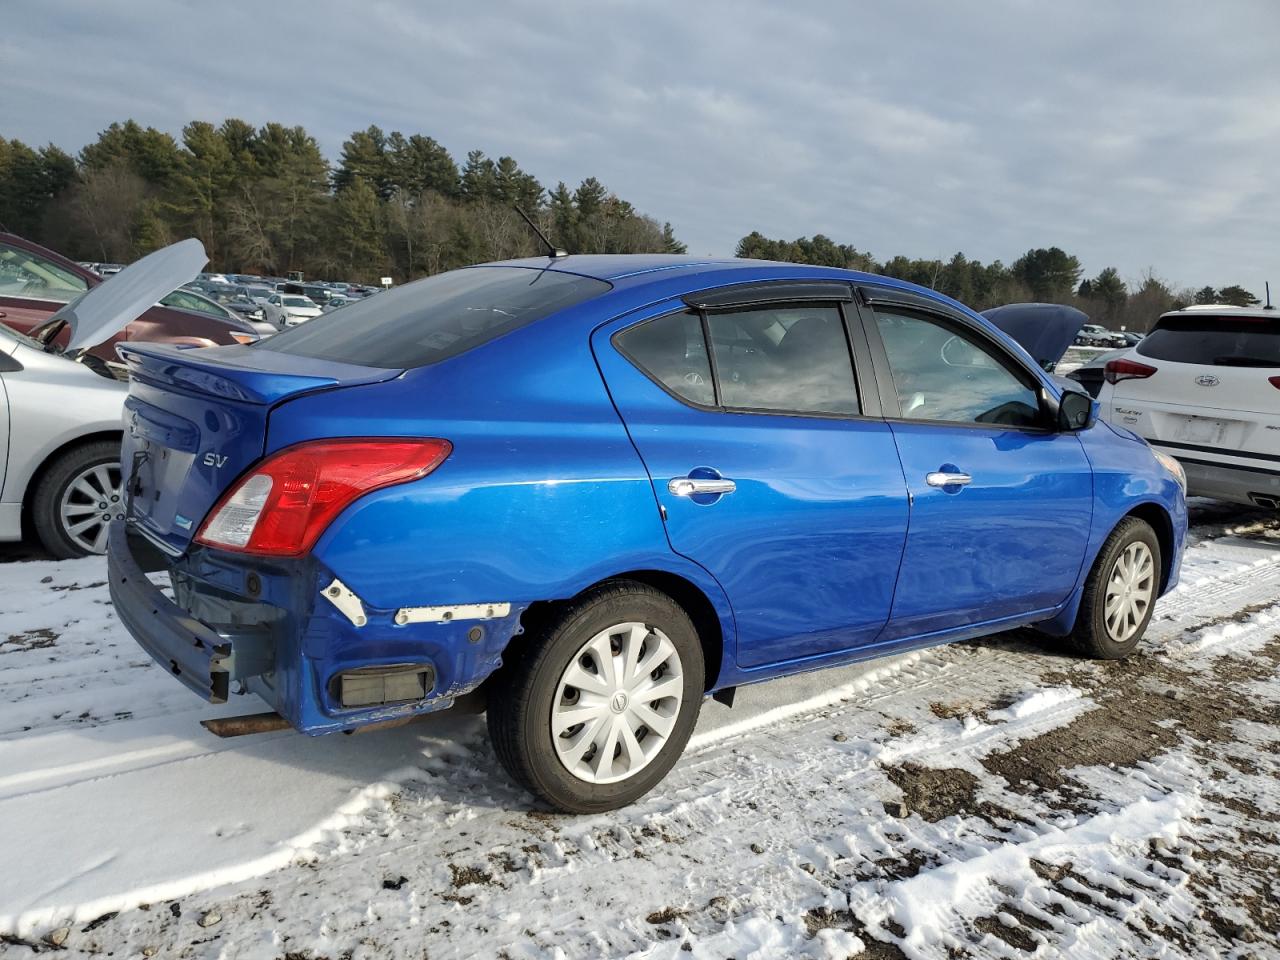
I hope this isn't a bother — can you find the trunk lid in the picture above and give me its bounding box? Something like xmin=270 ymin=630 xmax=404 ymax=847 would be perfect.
xmin=119 ymin=342 xmax=402 ymax=553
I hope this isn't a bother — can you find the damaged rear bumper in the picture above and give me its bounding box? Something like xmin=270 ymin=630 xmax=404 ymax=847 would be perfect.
xmin=107 ymin=520 xmax=527 ymax=734
xmin=108 ymin=521 xmax=236 ymax=703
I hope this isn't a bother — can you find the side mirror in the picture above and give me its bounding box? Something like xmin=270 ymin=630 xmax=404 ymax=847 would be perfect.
xmin=1058 ymin=389 xmax=1095 ymax=431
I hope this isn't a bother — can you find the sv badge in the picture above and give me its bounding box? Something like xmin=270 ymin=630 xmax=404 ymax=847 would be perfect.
xmin=202 ymin=452 xmax=229 ymax=468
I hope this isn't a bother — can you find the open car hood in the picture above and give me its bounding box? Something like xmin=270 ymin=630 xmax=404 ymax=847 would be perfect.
xmin=32 ymin=239 xmax=208 ymax=352
xmin=981 ymin=303 xmax=1088 ymax=370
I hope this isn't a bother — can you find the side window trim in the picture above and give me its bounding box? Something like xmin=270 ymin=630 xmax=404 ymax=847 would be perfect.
xmin=613 ymin=300 xmax=870 ymax=421
xmin=698 ymin=309 xmax=723 ymax=407
xmin=862 ymin=304 xmax=1052 ymax=433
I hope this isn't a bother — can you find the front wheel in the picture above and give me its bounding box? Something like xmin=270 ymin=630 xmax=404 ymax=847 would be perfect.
xmin=487 ymin=582 xmax=705 ymax=813
xmin=1068 ymin=516 xmax=1161 ymax=659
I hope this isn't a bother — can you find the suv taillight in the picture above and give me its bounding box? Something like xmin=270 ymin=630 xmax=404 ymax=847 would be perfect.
xmin=1104 ymin=358 xmax=1158 ymax=384
xmin=1269 ymin=376 xmax=1280 ymax=390
xmin=195 ymin=438 xmax=451 ymax=557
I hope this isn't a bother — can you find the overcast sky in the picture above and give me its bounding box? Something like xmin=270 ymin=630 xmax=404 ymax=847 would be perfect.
xmin=4 ymin=0 xmax=1278 ymax=290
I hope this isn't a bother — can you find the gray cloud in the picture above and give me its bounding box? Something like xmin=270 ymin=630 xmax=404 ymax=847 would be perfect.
xmin=3 ymin=0 xmax=1278 ymax=290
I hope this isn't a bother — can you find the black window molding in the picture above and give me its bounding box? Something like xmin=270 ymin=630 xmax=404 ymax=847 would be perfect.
xmin=683 ymin=280 xmax=854 ymax=312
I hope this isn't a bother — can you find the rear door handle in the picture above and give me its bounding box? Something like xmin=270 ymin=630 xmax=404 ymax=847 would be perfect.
xmin=926 ymin=471 xmax=972 ymax=487
xmin=668 ymin=477 xmax=737 ymax=497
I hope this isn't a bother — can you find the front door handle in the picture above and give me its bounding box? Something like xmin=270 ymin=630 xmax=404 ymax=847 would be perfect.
xmin=669 ymin=477 xmax=737 ymax=497
xmin=926 ymin=471 xmax=972 ymax=487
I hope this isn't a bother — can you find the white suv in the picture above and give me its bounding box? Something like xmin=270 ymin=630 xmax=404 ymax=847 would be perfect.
xmin=1096 ymin=306 xmax=1280 ymax=508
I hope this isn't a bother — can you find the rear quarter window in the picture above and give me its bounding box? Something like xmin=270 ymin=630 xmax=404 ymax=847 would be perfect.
xmin=258 ymin=267 xmax=610 ymax=368
xmin=1137 ymin=315 xmax=1280 ymax=368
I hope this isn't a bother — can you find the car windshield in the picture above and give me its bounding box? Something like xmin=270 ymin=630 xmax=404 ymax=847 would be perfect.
xmin=1136 ymin=315 xmax=1280 ymax=368
xmin=258 ymin=266 xmax=611 ymax=368
xmin=283 ymin=296 xmax=315 ymax=307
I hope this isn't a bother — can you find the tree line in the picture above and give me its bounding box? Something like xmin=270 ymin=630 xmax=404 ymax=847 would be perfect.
xmin=0 ymin=120 xmax=684 ymax=282
xmin=1 ymin=121 xmax=1260 ymax=326
xmin=737 ymin=232 xmax=1262 ymax=331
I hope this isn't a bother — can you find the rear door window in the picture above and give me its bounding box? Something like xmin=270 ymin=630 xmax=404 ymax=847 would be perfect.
xmin=616 ymin=302 xmax=860 ymax=416
xmin=615 ymin=311 xmax=714 ymax=406
xmin=706 ymin=305 xmax=858 ymax=415
xmin=1137 ymin=315 xmax=1280 ymax=368
xmin=257 ymin=266 xmax=610 ymax=368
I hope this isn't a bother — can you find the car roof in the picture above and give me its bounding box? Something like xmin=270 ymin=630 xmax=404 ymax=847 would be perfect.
xmin=492 ymin=254 xmax=874 ymax=283
xmin=484 ymin=254 xmax=993 ymax=328
xmin=1164 ymin=306 xmax=1279 ymax=320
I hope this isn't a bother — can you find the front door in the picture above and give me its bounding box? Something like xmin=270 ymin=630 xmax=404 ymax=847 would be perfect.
xmin=594 ymin=294 xmax=910 ymax=669
xmin=865 ymin=305 xmax=1093 ymax=639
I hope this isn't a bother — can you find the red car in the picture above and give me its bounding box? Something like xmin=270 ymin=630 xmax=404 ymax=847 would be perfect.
xmin=0 ymin=232 xmax=258 ymax=364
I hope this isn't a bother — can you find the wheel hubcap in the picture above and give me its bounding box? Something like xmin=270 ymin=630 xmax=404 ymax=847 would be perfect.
xmin=59 ymin=462 xmax=124 ymax=554
xmin=551 ymin=621 xmax=684 ymax=785
xmin=1104 ymin=541 xmax=1155 ymax=643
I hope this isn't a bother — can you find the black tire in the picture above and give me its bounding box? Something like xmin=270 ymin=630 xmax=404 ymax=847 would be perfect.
xmin=31 ymin=440 xmax=123 ymax=559
xmin=487 ymin=581 xmax=705 ymax=813
xmin=1068 ymin=516 xmax=1161 ymax=659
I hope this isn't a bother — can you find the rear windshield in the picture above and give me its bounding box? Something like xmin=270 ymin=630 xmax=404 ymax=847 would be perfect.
xmin=258 ymin=266 xmax=611 ymax=368
xmin=1136 ymin=315 xmax=1280 ymax=368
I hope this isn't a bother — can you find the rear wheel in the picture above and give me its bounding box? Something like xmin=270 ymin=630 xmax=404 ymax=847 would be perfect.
xmin=1068 ymin=516 xmax=1161 ymax=659
xmin=487 ymin=582 xmax=704 ymax=813
xmin=32 ymin=440 xmax=123 ymax=559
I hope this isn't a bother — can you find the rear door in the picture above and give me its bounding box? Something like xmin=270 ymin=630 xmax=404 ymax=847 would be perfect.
xmin=862 ymin=297 xmax=1093 ymax=638
xmin=1108 ymin=313 xmax=1280 ymax=467
xmin=594 ymin=285 xmax=910 ymax=669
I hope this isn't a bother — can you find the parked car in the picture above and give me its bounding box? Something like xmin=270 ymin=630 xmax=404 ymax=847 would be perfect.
xmin=161 ymin=288 xmax=274 ymax=339
xmin=242 ymin=285 xmax=277 ymax=306
xmin=321 ymin=295 xmax=357 ymax=312
xmin=1 ymin=240 xmax=207 ymax=557
xmin=263 ymin=292 xmax=323 ymax=327
xmin=1096 ymin=307 xmax=1280 ymax=508
xmin=109 ymin=256 xmax=1187 ymax=813
xmin=1065 ymin=348 xmax=1127 ymax=397
xmin=0 ymin=233 xmax=260 ymax=367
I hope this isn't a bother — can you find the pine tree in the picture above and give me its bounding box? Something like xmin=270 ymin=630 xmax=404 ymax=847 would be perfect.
xmin=661 ymin=222 xmax=686 ymax=254
xmin=334 ymin=126 xmax=392 ymax=199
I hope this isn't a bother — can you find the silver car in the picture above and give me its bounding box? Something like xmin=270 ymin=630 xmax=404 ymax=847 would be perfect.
xmin=0 ymin=239 xmax=208 ymax=557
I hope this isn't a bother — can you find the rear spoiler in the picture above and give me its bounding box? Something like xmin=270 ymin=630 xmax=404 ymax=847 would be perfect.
xmin=117 ymin=342 xmax=402 ymax=405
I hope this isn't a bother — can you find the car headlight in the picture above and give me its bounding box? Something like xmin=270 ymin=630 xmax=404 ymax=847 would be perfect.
xmin=1154 ymin=451 xmax=1186 ymax=491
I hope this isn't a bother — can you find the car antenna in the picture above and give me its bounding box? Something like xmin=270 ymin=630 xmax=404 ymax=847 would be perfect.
xmin=1265 ymin=281 xmax=1275 ymax=310
xmin=514 ymin=206 xmax=567 ymax=259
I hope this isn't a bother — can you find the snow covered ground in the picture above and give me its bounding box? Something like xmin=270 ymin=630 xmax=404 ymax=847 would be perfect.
xmin=1 ymin=502 xmax=1277 ymax=958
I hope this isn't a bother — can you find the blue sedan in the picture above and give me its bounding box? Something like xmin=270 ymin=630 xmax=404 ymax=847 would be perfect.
xmin=108 ymin=256 xmax=1187 ymax=812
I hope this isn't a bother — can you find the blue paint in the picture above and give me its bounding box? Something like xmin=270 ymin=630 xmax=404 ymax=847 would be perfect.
xmin=110 ymin=256 xmax=1187 ymax=734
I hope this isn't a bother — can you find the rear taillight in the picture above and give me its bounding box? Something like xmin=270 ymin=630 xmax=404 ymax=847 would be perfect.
xmin=1269 ymin=376 xmax=1280 ymax=390
xmin=1104 ymin=358 xmax=1158 ymax=384
xmin=195 ymin=438 xmax=451 ymax=557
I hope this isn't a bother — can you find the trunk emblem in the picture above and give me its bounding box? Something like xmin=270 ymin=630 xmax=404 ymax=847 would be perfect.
xmin=1195 ymin=375 xmax=1220 ymax=387
xmin=202 ymin=452 xmax=230 ymax=468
